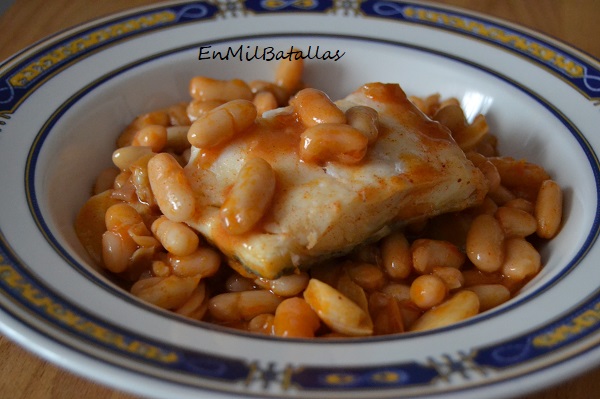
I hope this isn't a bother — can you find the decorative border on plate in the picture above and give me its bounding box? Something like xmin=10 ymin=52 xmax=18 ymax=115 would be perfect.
xmin=1 ymin=1 xmax=600 ymax=397
xmin=19 ymin=34 xmax=600 ymax=398
xmin=0 ymin=238 xmax=254 ymax=382
xmin=239 ymin=0 xmax=600 ymax=102
xmin=475 ymin=291 xmax=600 ymax=370
xmin=1 ymin=0 xmax=599 ymax=121
xmin=0 ymin=2 xmax=219 ymax=116
xmin=358 ymin=1 xmax=600 ymax=102
xmin=5 ymin=235 xmax=600 ymax=396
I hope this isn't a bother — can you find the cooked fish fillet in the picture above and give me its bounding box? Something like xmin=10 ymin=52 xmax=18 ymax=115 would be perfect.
xmin=184 ymin=83 xmax=487 ymax=279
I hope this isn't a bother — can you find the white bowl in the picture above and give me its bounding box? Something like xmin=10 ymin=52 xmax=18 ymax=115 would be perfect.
xmin=1 ymin=2 xmax=600 ymax=398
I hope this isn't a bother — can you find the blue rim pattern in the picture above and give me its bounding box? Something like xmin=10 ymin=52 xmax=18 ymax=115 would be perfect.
xmin=0 ymin=2 xmax=219 ymax=115
xmin=359 ymin=1 xmax=600 ymax=101
xmin=1 ymin=1 xmax=600 ymax=396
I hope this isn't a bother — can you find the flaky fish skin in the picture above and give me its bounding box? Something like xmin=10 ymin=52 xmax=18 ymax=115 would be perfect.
xmin=185 ymin=83 xmax=488 ymax=279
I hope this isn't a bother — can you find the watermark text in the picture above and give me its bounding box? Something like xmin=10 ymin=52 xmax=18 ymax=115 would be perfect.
xmin=198 ymin=45 xmax=346 ymax=62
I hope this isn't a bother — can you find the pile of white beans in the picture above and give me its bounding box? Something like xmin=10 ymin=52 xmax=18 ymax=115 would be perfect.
xmin=76 ymin=57 xmax=563 ymax=338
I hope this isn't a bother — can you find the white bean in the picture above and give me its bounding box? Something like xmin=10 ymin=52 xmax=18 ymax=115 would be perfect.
xmin=208 ymin=290 xmax=283 ymax=321
xmin=410 ymin=290 xmax=479 ymax=332
xmin=148 ymin=153 xmax=196 ymax=222
xmin=220 ymin=157 xmax=276 ymax=235
xmin=303 ymin=278 xmax=373 ymax=337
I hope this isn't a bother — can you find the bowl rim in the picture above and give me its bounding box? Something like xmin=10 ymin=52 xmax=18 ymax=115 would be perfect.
xmin=2 ymin=1 xmax=600 ymax=398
